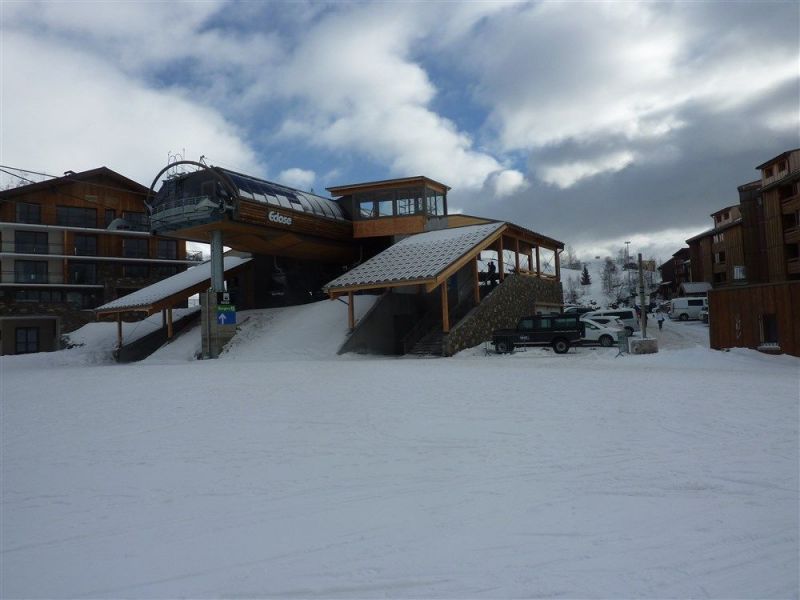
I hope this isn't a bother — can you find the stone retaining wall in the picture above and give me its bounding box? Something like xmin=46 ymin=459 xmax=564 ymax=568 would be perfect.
xmin=443 ymin=274 xmax=563 ymax=356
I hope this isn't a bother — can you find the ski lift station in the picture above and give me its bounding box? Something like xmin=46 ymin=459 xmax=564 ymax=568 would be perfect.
xmin=94 ymin=161 xmax=565 ymax=358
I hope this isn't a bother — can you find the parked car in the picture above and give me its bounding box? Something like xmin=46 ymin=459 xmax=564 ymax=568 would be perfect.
xmin=581 ymin=318 xmax=622 ymax=347
xmin=492 ymin=314 xmax=585 ymax=354
xmin=669 ymin=297 xmax=707 ymax=321
xmin=563 ymin=306 xmax=595 ymax=316
xmin=581 ymin=308 xmax=639 ymax=335
xmin=582 ymin=315 xmax=626 ymax=330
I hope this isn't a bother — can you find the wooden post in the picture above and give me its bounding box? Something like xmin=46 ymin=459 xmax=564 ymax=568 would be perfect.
xmin=473 ymin=256 xmax=481 ymax=304
xmin=116 ymin=314 xmax=122 ymax=349
xmin=514 ymin=237 xmax=520 ymax=273
xmin=167 ymin=307 xmax=174 ymax=339
xmin=441 ymin=280 xmax=450 ymax=333
xmin=162 ymin=309 xmax=167 ymax=328
xmin=347 ymin=291 xmax=355 ymax=331
xmin=555 ymin=249 xmax=561 ymax=280
xmin=498 ymin=237 xmax=505 ymax=282
xmin=535 ymin=246 xmax=541 ymax=278
xmin=528 ymin=247 xmax=534 ymax=274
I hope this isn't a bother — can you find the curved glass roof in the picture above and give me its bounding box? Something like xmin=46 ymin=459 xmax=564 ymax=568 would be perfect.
xmin=220 ymin=169 xmax=347 ymax=222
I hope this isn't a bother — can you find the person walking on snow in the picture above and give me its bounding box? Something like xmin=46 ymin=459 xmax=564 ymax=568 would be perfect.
xmin=657 ymin=310 xmax=666 ymax=331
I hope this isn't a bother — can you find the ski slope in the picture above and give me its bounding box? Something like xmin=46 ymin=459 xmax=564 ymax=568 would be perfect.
xmin=1 ymin=302 xmax=798 ymax=598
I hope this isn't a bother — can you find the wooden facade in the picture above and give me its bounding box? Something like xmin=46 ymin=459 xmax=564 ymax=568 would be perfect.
xmin=0 ymin=167 xmax=196 ymax=354
xmin=708 ymin=282 xmax=800 ymax=357
xmin=756 ymin=149 xmax=800 ymax=282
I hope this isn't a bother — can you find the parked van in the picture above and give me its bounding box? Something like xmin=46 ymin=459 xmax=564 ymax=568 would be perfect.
xmin=669 ymin=297 xmax=707 ymax=321
xmin=581 ymin=308 xmax=639 ymax=335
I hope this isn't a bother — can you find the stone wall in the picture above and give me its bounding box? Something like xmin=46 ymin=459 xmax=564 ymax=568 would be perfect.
xmin=442 ymin=274 xmax=562 ymax=356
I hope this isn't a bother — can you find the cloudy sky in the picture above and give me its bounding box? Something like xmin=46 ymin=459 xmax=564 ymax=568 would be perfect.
xmin=1 ymin=1 xmax=798 ymax=261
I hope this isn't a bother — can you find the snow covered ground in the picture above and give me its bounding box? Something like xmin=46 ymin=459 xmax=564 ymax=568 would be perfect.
xmin=1 ymin=302 xmax=798 ymax=598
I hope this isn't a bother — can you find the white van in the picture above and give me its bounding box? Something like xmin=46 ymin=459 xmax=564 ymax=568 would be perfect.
xmin=581 ymin=308 xmax=639 ymax=335
xmin=669 ymin=297 xmax=707 ymax=321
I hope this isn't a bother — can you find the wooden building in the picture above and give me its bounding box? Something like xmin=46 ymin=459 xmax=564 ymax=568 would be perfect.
xmin=703 ymin=149 xmax=800 ymax=357
xmin=0 ymin=167 xmax=198 ymax=355
xmin=687 ymin=204 xmax=747 ymax=286
xmin=140 ymin=165 xmax=564 ymax=357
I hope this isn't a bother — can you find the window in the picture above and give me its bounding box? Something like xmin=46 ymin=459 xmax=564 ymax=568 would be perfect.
xmin=156 ymin=239 xmax=178 ymax=260
xmin=124 ymin=264 xmax=148 ymax=278
xmin=73 ymin=234 xmax=97 ymax=256
xmin=14 ymin=260 xmax=47 ymax=283
xmin=56 ymin=206 xmax=97 ymax=228
xmin=16 ymin=202 xmax=41 ymax=224
xmin=105 ymin=209 xmax=116 ymax=227
xmin=15 ymin=231 xmax=48 ymax=254
xmin=122 ymin=211 xmax=149 ymax=232
xmin=764 ymin=166 xmax=774 ymax=178
xmin=359 ymin=198 xmax=377 ymax=219
xmin=396 ymin=188 xmax=423 ymax=216
xmin=714 ymin=251 xmax=726 ymax=264
xmin=15 ymin=327 xmax=39 ymax=354
xmin=15 ymin=290 xmax=63 ymax=303
xmin=713 ymin=232 xmax=725 ymax=243
xmin=122 ymin=238 xmax=148 ymax=258
xmin=377 ymin=191 xmax=394 ymax=217
xmin=426 ymin=188 xmax=445 ymax=216
xmin=734 ymin=265 xmax=746 ymax=280
xmin=688 ymin=299 xmax=704 ymax=307
xmin=518 ymin=318 xmax=534 ymax=330
xmin=69 ymin=263 xmax=97 ymax=284
xmin=153 ymin=265 xmax=179 ymax=278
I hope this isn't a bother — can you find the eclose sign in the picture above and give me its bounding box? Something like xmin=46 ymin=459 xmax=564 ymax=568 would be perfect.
xmin=268 ymin=210 xmax=292 ymax=226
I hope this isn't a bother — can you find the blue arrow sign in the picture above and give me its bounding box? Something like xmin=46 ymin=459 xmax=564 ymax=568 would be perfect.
xmin=216 ymin=304 xmax=236 ymax=325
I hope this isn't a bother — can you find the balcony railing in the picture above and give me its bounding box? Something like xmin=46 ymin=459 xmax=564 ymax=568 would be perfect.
xmin=4 ymin=271 xmax=64 ymax=284
xmin=1 ymin=242 xmax=64 ymax=255
xmin=784 ymin=226 xmax=800 ymax=245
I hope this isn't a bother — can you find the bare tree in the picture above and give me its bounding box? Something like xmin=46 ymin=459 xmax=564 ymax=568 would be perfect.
xmin=564 ymin=245 xmax=581 ymax=270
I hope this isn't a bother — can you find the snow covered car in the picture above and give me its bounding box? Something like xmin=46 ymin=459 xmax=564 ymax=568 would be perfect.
xmin=581 ymin=318 xmax=623 ymax=347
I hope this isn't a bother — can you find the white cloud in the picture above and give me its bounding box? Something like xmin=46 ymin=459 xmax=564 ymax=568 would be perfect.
xmin=262 ymin=4 xmax=523 ymax=196
xmin=0 ymin=32 xmax=262 ymax=186
xmin=486 ymin=169 xmax=528 ymax=198
xmin=277 ymin=168 xmax=315 ymax=191
xmin=539 ymin=152 xmax=635 ymax=189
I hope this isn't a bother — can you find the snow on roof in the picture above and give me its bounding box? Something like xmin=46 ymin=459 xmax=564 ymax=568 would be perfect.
xmin=95 ymin=255 xmax=251 ymax=312
xmin=679 ymin=282 xmax=712 ymax=294
xmin=324 ymin=222 xmax=505 ymax=290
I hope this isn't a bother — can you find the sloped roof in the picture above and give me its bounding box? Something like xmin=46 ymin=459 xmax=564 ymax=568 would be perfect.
xmin=95 ymin=255 xmax=251 ymax=313
xmin=0 ymin=166 xmax=149 ymax=199
xmin=324 ymin=222 xmax=505 ymax=290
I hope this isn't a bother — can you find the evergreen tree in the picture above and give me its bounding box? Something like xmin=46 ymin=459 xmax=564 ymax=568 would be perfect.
xmin=580 ymin=264 xmax=592 ymax=285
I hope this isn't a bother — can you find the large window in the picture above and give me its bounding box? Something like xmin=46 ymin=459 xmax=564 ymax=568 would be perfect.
xmin=105 ymin=209 xmax=116 ymax=227
xmin=15 ymin=327 xmax=39 ymax=354
xmin=73 ymin=234 xmax=97 ymax=256
xmin=14 ymin=260 xmax=47 ymax=283
xmin=14 ymin=231 xmax=48 ymax=254
xmin=426 ymin=188 xmax=445 ymax=216
xmin=396 ymin=189 xmax=423 ymax=216
xmin=122 ymin=211 xmax=149 ymax=232
xmin=123 ymin=238 xmax=149 ymax=258
xmin=124 ymin=264 xmax=149 ymax=278
xmin=354 ymin=187 xmax=429 ymax=219
xmin=69 ymin=262 xmax=97 ymax=284
xmin=15 ymin=290 xmax=63 ymax=303
xmin=156 ymin=239 xmax=177 ymax=260
xmin=56 ymin=206 xmax=97 ymax=228
xmin=16 ymin=202 xmax=41 ymax=224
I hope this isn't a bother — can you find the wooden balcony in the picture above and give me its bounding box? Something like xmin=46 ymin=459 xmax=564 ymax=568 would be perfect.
xmin=785 ymin=226 xmax=800 ymax=245
xmin=782 ymin=194 xmax=800 ymax=215
xmin=788 ymin=258 xmax=800 ymax=275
